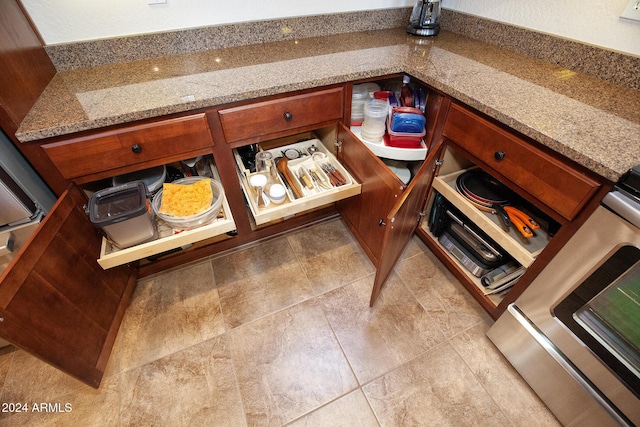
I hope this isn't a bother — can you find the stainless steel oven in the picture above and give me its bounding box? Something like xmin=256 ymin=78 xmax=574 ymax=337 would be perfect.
xmin=488 ymin=166 xmax=640 ymax=427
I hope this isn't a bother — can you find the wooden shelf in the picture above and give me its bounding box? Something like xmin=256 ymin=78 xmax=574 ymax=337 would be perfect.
xmin=419 ymin=222 xmax=516 ymax=308
xmin=234 ymin=138 xmax=361 ymax=227
xmin=432 ymin=168 xmax=551 ymax=268
xmin=97 ymin=160 xmax=236 ymax=269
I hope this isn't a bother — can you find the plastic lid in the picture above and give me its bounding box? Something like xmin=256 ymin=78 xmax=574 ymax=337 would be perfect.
xmin=112 ymin=165 xmax=166 ymax=193
xmin=88 ymin=181 xmax=149 ymax=226
xmin=352 ymin=84 xmax=369 ymax=99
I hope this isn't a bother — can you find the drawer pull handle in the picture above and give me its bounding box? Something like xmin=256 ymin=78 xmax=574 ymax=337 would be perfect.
xmin=494 ymin=151 xmax=506 ymax=161
xmin=131 ymin=144 xmax=142 ymax=154
xmin=284 ymin=112 xmax=293 ymax=121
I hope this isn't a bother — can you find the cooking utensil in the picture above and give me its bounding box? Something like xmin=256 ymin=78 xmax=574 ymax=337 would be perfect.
xmin=456 ymin=170 xmax=514 ymax=227
xmin=504 ymin=206 xmax=540 ymax=230
xmin=309 ymin=167 xmax=332 ymax=190
xmin=298 ymin=167 xmax=314 ymax=190
xmin=276 ymin=158 xmax=304 ymax=199
xmin=456 ymin=170 xmax=540 ymax=238
xmin=457 ymin=170 xmax=515 ymax=205
xmin=320 ymin=163 xmax=347 ymax=186
xmin=249 ymin=174 xmax=269 ymax=208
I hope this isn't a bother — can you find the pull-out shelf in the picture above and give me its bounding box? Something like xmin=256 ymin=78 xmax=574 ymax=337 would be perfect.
xmin=97 ymin=161 xmax=236 ymax=269
xmin=234 ymin=138 xmax=361 ymax=227
xmin=432 ymin=169 xmax=551 ymax=269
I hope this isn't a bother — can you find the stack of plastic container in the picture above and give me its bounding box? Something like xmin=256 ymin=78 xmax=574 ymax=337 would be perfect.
xmin=387 ymin=107 xmax=426 ymax=148
xmin=361 ymin=99 xmax=389 ymax=143
xmin=350 ymin=85 xmax=369 ymax=125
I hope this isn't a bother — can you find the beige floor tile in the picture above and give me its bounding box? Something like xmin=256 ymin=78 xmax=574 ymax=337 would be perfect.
xmin=0 ymin=219 xmax=565 ymax=426
xmin=0 ymin=372 xmax=120 ymax=427
xmin=320 ymin=272 xmax=446 ymax=384
xmin=363 ymin=342 xmax=510 ymax=426
xmin=0 ymin=349 xmax=87 ymax=407
xmin=287 ymin=390 xmax=379 ymax=427
xmin=450 ymin=323 xmax=561 ymax=426
xmin=230 ymin=299 xmax=357 ymax=426
xmin=213 ymin=237 xmax=315 ymax=329
xmin=286 ymin=219 xmax=375 ymax=295
xmin=396 ymin=248 xmax=488 ymax=338
xmin=399 ymin=235 xmax=429 ymax=261
xmin=118 ymin=260 xmax=225 ymax=372
xmin=120 ymin=334 xmax=245 ymax=427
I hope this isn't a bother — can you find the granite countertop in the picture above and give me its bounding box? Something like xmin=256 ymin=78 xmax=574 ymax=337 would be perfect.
xmin=16 ymin=28 xmax=640 ymax=182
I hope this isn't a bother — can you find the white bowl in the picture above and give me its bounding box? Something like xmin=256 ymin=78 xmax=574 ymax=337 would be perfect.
xmin=152 ymin=177 xmax=224 ymax=230
xmin=268 ymin=183 xmax=287 ymax=204
xmin=249 ymin=174 xmax=268 ymax=188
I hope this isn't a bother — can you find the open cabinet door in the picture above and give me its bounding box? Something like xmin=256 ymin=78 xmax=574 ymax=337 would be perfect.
xmin=0 ymin=185 xmax=137 ymax=388
xmin=369 ymin=139 xmax=444 ymax=306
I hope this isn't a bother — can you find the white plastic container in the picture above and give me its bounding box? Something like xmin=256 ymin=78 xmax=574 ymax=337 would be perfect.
xmin=361 ymin=99 xmax=389 ymax=142
xmin=350 ymin=84 xmax=369 ymax=125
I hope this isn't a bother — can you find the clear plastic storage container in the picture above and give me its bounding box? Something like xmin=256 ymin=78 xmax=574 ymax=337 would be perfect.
xmin=88 ymin=181 xmax=157 ymax=249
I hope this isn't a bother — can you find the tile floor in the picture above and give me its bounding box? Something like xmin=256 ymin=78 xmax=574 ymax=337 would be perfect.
xmin=0 ymin=218 xmax=561 ymax=426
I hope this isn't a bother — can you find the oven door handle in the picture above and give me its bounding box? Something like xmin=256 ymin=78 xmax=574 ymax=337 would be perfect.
xmin=507 ymin=304 xmax=634 ymax=427
xmin=603 ymin=190 xmax=640 ymax=229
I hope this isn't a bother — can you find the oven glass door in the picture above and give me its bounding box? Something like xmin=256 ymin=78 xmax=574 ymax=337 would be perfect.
xmin=574 ymin=260 xmax=640 ymax=379
xmin=554 ymin=245 xmax=640 ymax=398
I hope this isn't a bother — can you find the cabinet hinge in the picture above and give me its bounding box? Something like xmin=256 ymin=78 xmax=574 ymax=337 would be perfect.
xmin=334 ymin=140 xmax=343 ymax=154
xmin=435 ymin=159 xmax=444 ymax=167
xmin=419 ymin=211 xmax=428 ymax=217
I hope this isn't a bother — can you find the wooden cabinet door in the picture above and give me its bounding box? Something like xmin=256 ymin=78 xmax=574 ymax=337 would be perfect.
xmin=0 ymin=185 xmax=137 ymax=388
xmin=336 ymin=124 xmax=408 ymax=265
xmin=369 ymin=139 xmax=444 ymax=305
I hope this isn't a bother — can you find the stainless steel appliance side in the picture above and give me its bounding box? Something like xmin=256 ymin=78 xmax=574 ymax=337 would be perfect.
xmin=0 ymin=129 xmax=56 ymax=216
xmin=487 ymin=204 xmax=640 ymax=427
xmin=0 ymin=129 xmax=57 ymax=348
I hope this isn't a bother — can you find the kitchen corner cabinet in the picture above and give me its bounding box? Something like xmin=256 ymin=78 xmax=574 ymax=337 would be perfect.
xmin=415 ymin=101 xmax=608 ymax=319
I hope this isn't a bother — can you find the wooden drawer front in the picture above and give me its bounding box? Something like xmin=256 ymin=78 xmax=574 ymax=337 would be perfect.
xmin=219 ymin=87 xmax=344 ymax=143
xmin=43 ymin=114 xmax=213 ymax=180
xmin=443 ymin=103 xmax=600 ymax=220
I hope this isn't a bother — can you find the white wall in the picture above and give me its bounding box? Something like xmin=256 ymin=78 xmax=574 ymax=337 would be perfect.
xmin=444 ymin=0 xmax=640 ymax=57
xmin=22 ymin=0 xmax=640 ymax=56
xmin=21 ymin=0 xmax=413 ymax=44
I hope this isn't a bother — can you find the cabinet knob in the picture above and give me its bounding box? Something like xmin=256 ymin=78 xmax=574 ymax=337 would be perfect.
xmin=494 ymin=151 xmax=506 ymax=161
xmin=131 ymin=144 xmax=142 ymax=154
xmin=284 ymin=112 xmax=293 ymax=121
